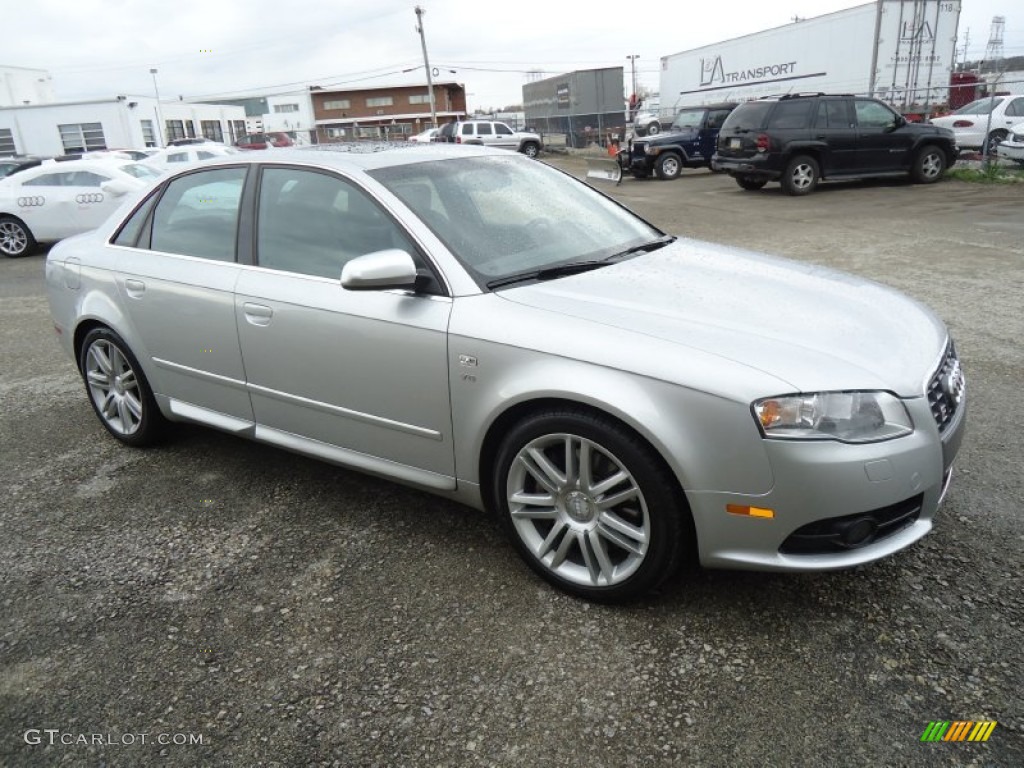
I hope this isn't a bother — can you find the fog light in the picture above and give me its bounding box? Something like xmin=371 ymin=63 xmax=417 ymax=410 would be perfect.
xmin=834 ymin=517 xmax=878 ymax=548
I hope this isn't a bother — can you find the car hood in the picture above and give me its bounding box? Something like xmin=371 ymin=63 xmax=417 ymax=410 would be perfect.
xmin=497 ymin=239 xmax=947 ymax=396
xmin=641 ymin=128 xmax=698 ymax=145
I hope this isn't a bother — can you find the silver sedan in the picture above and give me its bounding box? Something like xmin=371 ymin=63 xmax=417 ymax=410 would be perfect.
xmin=45 ymin=144 xmax=966 ymax=601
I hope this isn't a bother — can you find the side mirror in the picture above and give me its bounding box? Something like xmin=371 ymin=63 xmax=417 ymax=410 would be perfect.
xmin=889 ymin=115 xmax=907 ymax=131
xmin=101 ymin=179 xmax=135 ymax=197
xmin=341 ymin=249 xmax=418 ymax=291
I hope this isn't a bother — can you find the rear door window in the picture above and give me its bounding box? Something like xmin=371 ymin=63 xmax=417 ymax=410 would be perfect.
xmin=149 ymin=167 xmax=246 ymax=261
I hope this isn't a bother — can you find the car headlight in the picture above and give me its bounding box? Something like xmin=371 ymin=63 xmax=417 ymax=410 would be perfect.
xmin=752 ymin=391 xmax=913 ymax=443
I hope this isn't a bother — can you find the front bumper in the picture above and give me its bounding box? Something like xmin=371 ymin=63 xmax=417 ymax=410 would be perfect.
xmin=690 ymin=394 xmax=966 ymax=572
xmin=996 ymin=140 xmax=1024 ymax=161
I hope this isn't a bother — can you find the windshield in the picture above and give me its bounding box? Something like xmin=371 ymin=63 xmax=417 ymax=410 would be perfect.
xmin=369 ymin=155 xmax=661 ymax=284
xmin=119 ymin=163 xmax=161 ymax=180
xmin=671 ymin=109 xmax=706 ymax=130
xmin=953 ymin=97 xmax=1005 ymax=115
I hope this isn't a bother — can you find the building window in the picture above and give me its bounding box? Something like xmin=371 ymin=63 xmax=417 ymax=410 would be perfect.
xmin=323 ymin=99 xmax=350 ymax=110
xmin=408 ymin=94 xmax=431 ymax=105
xmin=58 ymin=123 xmax=106 ymax=153
xmin=201 ymin=120 xmax=224 ymax=142
xmin=231 ymin=120 xmax=246 ymax=142
xmin=273 ymin=103 xmax=300 ymax=113
xmin=365 ymin=97 xmax=393 ymax=108
xmin=0 ymin=128 xmax=15 ymax=155
xmin=185 ymin=121 xmax=197 ymax=138
xmin=140 ymin=120 xmax=156 ymax=147
xmin=165 ymin=120 xmax=185 ymax=141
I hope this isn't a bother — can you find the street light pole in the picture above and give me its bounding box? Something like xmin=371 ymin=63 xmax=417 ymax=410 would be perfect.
xmin=414 ymin=6 xmax=438 ymax=129
xmin=626 ymin=54 xmax=639 ymax=100
xmin=149 ymin=68 xmax=165 ymax=147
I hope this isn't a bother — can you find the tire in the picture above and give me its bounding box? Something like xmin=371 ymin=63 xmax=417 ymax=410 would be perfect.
xmin=985 ymin=130 xmax=1008 ymax=156
xmin=912 ymin=145 xmax=947 ymax=183
xmin=78 ymin=327 xmax=167 ymax=447
xmin=654 ymin=152 xmax=683 ymax=180
xmin=520 ymin=141 xmax=540 ymax=159
xmin=736 ymin=175 xmax=768 ymax=191
xmin=492 ymin=408 xmax=688 ymax=602
xmin=780 ymin=154 xmax=819 ymax=196
xmin=646 ymin=122 xmax=661 ymax=136
xmin=0 ymin=215 xmax=36 ymax=258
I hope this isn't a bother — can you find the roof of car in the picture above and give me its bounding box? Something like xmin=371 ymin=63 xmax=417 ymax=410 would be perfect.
xmin=185 ymin=143 xmax=506 ymax=172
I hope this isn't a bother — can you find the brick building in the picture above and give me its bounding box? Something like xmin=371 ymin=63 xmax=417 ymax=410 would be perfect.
xmin=311 ymin=82 xmax=467 ymax=141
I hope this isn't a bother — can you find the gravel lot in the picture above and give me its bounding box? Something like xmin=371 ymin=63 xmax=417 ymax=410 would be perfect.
xmin=2 ymin=159 xmax=1022 ymax=767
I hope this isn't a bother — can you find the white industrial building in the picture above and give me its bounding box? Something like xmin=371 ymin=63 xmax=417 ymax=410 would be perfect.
xmin=0 ymin=96 xmax=246 ymax=157
xmin=0 ymin=65 xmax=56 ymax=107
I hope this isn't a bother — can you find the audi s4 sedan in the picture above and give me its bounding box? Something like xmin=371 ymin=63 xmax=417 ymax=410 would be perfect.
xmin=45 ymin=144 xmax=966 ymax=601
xmin=0 ymin=158 xmax=155 ymax=257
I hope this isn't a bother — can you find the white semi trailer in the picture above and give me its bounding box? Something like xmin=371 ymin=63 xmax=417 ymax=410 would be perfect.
xmin=659 ymin=0 xmax=961 ymax=117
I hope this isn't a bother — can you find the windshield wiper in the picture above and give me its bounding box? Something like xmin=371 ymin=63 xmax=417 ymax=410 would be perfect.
xmin=607 ymin=234 xmax=676 ymax=260
xmin=486 ymin=260 xmax=610 ymax=289
xmin=485 ymin=236 xmax=676 ymax=290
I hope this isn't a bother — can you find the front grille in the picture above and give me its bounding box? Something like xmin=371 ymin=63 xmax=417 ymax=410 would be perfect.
xmin=780 ymin=494 xmax=924 ymax=555
xmin=631 ymin=141 xmax=648 ymax=158
xmin=926 ymin=341 xmax=964 ymax=433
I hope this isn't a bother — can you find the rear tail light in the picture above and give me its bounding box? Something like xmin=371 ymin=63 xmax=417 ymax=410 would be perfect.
xmin=456 ymin=136 xmax=462 ymax=144
xmin=756 ymin=134 xmax=770 ymax=153
xmin=953 ymin=120 xmax=974 ymax=128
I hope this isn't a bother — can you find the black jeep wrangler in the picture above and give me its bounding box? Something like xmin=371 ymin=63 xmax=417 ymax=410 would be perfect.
xmin=621 ymin=103 xmax=737 ymax=180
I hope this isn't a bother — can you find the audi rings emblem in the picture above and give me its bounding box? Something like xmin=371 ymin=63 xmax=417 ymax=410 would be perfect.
xmin=76 ymin=193 xmax=105 ymax=204
xmin=17 ymin=196 xmax=46 ymax=207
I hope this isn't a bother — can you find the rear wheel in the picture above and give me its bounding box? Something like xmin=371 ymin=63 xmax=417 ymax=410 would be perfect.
xmin=493 ymin=408 xmax=687 ymax=602
xmin=0 ymin=215 xmax=35 ymax=258
xmin=781 ymin=154 xmax=819 ymax=196
xmin=912 ymin=145 xmax=946 ymax=183
xmin=736 ymin=175 xmax=768 ymax=191
xmin=655 ymin=153 xmax=683 ymax=180
xmin=520 ymin=141 xmax=540 ymax=159
xmin=79 ymin=328 xmax=167 ymax=446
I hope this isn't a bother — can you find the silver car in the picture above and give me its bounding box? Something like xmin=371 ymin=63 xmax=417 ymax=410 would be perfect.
xmin=45 ymin=144 xmax=966 ymax=601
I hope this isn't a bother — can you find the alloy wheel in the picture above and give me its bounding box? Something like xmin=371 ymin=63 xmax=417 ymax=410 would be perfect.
xmin=84 ymin=340 xmax=144 ymax=436
xmin=0 ymin=219 xmax=28 ymax=256
xmin=507 ymin=433 xmax=650 ymax=588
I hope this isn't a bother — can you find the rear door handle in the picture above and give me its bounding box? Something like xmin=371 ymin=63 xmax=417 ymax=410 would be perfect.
xmin=243 ymin=302 xmax=273 ymax=326
xmin=124 ymin=278 xmax=145 ymax=299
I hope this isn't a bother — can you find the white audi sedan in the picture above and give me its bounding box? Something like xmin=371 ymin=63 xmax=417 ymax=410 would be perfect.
xmin=45 ymin=144 xmax=966 ymax=601
xmin=0 ymin=158 xmax=157 ymax=257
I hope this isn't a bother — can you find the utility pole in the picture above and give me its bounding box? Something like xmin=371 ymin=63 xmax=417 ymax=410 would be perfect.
xmin=626 ymin=54 xmax=639 ymax=99
xmin=149 ymin=68 xmax=165 ymax=147
xmin=414 ymin=6 xmax=438 ymax=129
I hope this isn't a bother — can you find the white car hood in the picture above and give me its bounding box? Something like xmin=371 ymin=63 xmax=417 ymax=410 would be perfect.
xmin=498 ymin=238 xmax=947 ymax=396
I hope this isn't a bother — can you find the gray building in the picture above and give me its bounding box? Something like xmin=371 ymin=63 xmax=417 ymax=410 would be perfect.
xmin=523 ymin=68 xmax=626 ymax=148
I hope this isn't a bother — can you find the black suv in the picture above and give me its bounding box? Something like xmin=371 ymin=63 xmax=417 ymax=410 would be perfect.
xmin=713 ymin=94 xmax=958 ymax=195
xmin=622 ymin=103 xmax=737 ymax=180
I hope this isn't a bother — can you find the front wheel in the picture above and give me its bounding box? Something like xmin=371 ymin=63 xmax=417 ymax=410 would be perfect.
xmin=493 ymin=409 xmax=687 ymax=602
xmin=646 ymin=122 xmax=661 ymax=136
xmin=736 ymin=175 xmax=768 ymax=191
xmin=79 ymin=328 xmax=167 ymax=446
xmin=985 ymin=130 xmax=1008 ymax=155
xmin=780 ymin=154 xmax=819 ymax=196
xmin=0 ymin=215 xmax=36 ymax=258
xmin=655 ymin=152 xmax=683 ymax=180
xmin=912 ymin=145 xmax=946 ymax=183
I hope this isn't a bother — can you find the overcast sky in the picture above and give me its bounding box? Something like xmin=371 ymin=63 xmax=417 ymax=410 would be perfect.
xmin=6 ymin=0 xmax=1022 ymax=110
